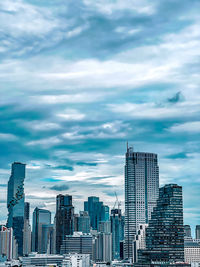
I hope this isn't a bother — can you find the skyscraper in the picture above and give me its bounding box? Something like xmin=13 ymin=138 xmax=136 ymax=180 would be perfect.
xmin=56 ymin=194 xmax=74 ymax=254
xmin=124 ymin=146 xmax=159 ymax=259
xmin=77 ymin=211 xmax=90 ymax=234
xmin=184 ymin=225 xmax=192 ymax=239
xmin=32 ymin=207 xmax=51 ymax=253
xmin=23 ymin=202 xmax=31 ymax=256
xmin=137 ymin=184 xmax=184 ymax=264
xmin=196 ymin=225 xmax=200 ymax=240
xmin=84 ymin=196 xmax=109 ymax=230
xmin=7 ymin=162 xmax=26 ymax=256
xmin=111 ymin=208 xmax=125 ymax=260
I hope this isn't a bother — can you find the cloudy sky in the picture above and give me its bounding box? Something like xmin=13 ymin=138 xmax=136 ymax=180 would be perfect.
xmin=0 ymin=0 xmax=200 ymax=234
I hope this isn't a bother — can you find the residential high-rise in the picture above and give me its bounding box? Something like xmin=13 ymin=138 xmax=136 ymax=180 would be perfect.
xmin=7 ymin=162 xmax=26 ymax=256
xmin=0 ymin=225 xmax=18 ymax=260
xmin=196 ymin=225 xmax=200 ymax=240
xmin=95 ymin=232 xmax=112 ymax=263
xmin=110 ymin=208 xmax=124 ymax=260
xmin=55 ymin=194 xmax=74 ymax=254
xmin=84 ymin=196 xmax=109 ymax=230
xmin=32 ymin=207 xmax=51 ymax=253
xmin=124 ymin=146 xmax=159 ymax=259
xmin=184 ymin=225 xmax=192 ymax=239
xmin=137 ymin=184 xmax=184 ymax=264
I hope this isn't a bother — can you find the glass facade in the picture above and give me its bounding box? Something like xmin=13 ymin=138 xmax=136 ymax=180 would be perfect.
xmin=7 ymin=162 xmax=26 ymax=256
xmin=138 ymin=184 xmax=184 ymax=264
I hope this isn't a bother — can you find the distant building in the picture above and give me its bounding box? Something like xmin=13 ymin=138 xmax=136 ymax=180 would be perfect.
xmin=60 ymin=232 xmax=92 ymax=256
xmin=23 ymin=202 xmax=31 ymax=256
xmin=94 ymin=232 xmax=112 ymax=263
xmin=21 ymin=253 xmax=64 ymax=267
xmin=0 ymin=226 xmax=18 ymax=260
xmin=137 ymin=184 xmax=184 ymax=264
xmin=7 ymin=162 xmax=26 ymax=256
xmin=196 ymin=225 xmax=200 ymax=240
xmin=98 ymin=221 xmax=111 ymax=234
xmin=124 ymin=147 xmax=159 ymax=259
xmin=185 ymin=240 xmax=200 ymax=265
xmin=77 ymin=211 xmax=90 ymax=234
xmin=110 ymin=208 xmax=125 ymax=260
xmin=55 ymin=194 xmax=74 ymax=254
xmin=32 ymin=207 xmax=51 ymax=253
xmin=84 ymin=196 xmax=109 ymax=230
xmin=133 ymin=224 xmax=148 ymax=263
xmin=184 ymin=225 xmax=192 ymax=239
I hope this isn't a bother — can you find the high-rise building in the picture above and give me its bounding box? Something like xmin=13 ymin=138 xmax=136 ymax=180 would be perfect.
xmin=84 ymin=196 xmax=109 ymax=230
xmin=56 ymin=194 xmax=74 ymax=254
xmin=7 ymin=162 xmax=26 ymax=256
xmin=133 ymin=224 xmax=148 ymax=263
xmin=124 ymin=146 xmax=159 ymax=259
xmin=32 ymin=207 xmax=51 ymax=253
xmin=184 ymin=225 xmax=192 ymax=239
xmin=110 ymin=209 xmax=124 ymax=260
xmin=137 ymin=184 xmax=184 ymax=264
xmin=95 ymin=232 xmax=112 ymax=263
xmin=23 ymin=202 xmax=31 ymax=256
xmin=78 ymin=211 xmax=90 ymax=234
xmin=196 ymin=225 xmax=200 ymax=240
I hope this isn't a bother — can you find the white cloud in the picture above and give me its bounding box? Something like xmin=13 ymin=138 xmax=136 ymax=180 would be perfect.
xmin=169 ymin=121 xmax=200 ymax=133
xmin=57 ymin=109 xmax=86 ymax=121
xmin=0 ymin=133 xmax=18 ymax=141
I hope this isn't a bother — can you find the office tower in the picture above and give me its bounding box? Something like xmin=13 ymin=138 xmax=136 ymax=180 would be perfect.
xmin=74 ymin=214 xmax=79 ymax=232
xmin=95 ymin=232 xmax=112 ymax=262
xmin=78 ymin=211 xmax=90 ymax=234
xmin=137 ymin=184 xmax=184 ymax=264
xmin=133 ymin=224 xmax=148 ymax=263
xmin=7 ymin=162 xmax=26 ymax=256
xmin=184 ymin=225 xmax=192 ymax=239
xmin=124 ymin=146 xmax=159 ymax=259
xmin=60 ymin=232 xmax=92 ymax=256
xmin=32 ymin=207 xmax=51 ymax=253
xmin=0 ymin=226 xmax=18 ymax=260
xmin=23 ymin=202 xmax=31 ymax=255
xmin=56 ymin=194 xmax=74 ymax=254
xmin=111 ymin=208 xmax=125 ymax=260
xmin=84 ymin=196 xmax=109 ymax=230
xmin=196 ymin=225 xmax=200 ymax=240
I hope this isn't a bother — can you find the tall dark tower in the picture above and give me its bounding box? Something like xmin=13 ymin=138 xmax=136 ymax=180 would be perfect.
xmin=55 ymin=194 xmax=74 ymax=254
xmin=138 ymin=184 xmax=185 ymax=264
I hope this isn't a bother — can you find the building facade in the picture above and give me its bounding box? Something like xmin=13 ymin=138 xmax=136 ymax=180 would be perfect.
xmin=196 ymin=226 xmax=200 ymax=240
xmin=138 ymin=184 xmax=185 ymax=264
xmin=111 ymin=208 xmax=125 ymax=260
xmin=55 ymin=194 xmax=74 ymax=254
xmin=133 ymin=224 xmax=148 ymax=263
xmin=7 ymin=162 xmax=26 ymax=256
xmin=124 ymin=147 xmax=159 ymax=259
xmin=32 ymin=207 xmax=51 ymax=253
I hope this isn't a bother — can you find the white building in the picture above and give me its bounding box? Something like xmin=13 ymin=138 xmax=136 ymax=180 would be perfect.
xmin=185 ymin=240 xmax=200 ymax=266
xmin=124 ymin=146 xmax=159 ymax=259
xmin=0 ymin=226 xmax=18 ymax=261
xmin=132 ymin=224 xmax=148 ymax=263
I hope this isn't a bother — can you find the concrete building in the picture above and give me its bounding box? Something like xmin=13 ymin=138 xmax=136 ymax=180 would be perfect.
xmin=184 ymin=225 xmax=192 ymax=239
xmin=185 ymin=240 xmax=200 ymax=266
xmin=124 ymin=147 xmax=159 ymax=259
xmin=95 ymin=232 xmax=112 ymax=263
xmin=0 ymin=226 xmax=18 ymax=261
xmin=133 ymin=224 xmax=148 ymax=263
xmin=23 ymin=202 xmax=31 ymax=256
xmin=196 ymin=226 xmax=200 ymax=240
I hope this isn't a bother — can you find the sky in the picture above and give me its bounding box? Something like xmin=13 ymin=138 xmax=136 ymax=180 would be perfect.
xmin=0 ymin=0 xmax=200 ymax=234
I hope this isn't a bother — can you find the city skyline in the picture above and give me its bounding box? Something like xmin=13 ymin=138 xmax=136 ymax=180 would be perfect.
xmin=0 ymin=0 xmax=200 ymax=237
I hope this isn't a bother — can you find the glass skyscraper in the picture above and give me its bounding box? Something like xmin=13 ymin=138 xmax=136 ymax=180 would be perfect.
xmin=84 ymin=196 xmax=109 ymax=230
xmin=32 ymin=207 xmax=51 ymax=253
xmin=124 ymin=146 xmax=159 ymax=259
xmin=111 ymin=208 xmax=125 ymax=260
xmin=137 ymin=184 xmax=184 ymax=264
xmin=7 ymin=162 xmax=26 ymax=256
xmin=55 ymin=194 xmax=74 ymax=254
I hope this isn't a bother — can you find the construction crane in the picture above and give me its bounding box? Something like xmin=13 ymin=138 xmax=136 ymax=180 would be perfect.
xmin=113 ymin=191 xmax=121 ymax=210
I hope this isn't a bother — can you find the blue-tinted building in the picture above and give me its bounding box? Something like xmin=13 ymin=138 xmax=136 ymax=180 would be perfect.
xmin=137 ymin=184 xmax=184 ymax=264
xmin=78 ymin=211 xmax=90 ymax=234
xmin=7 ymin=162 xmax=26 ymax=256
xmin=111 ymin=208 xmax=125 ymax=260
xmin=55 ymin=194 xmax=74 ymax=254
xmin=84 ymin=196 xmax=109 ymax=230
xmin=32 ymin=207 xmax=51 ymax=253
